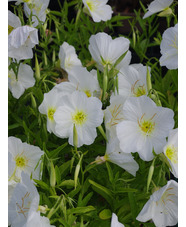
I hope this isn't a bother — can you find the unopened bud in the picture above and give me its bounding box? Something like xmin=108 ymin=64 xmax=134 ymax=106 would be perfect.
xmin=73 ymin=124 xmax=78 ymax=151
xmin=50 ymin=161 xmax=56 ymax=188
xmin=43 ymin=51 xmax=48 ymax=66
xmin=31 ymin=93 xmax=37 ymax=109
xmin=147 ymin=158 xmax=156 ymax=192
xmin=146 ymin=66 xmax=152 ymax=93
xmin=35 ymin=54 xmax=40 ymax=80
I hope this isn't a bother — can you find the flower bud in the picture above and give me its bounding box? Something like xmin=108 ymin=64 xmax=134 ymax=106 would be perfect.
xmin=35 ymin=54 xmax=40 ymax=80
xmin=31 ymin=93 xmax=37 ymax=109
xmin=73 ymin=124 xmax=78 ymax=151
xmin=147 ymin=158 xmax=155 ymax=192
xmin=146 ymin=66 xmax=152 ymax=93
xmin=50 ymin=161 xmax=56 ymax=188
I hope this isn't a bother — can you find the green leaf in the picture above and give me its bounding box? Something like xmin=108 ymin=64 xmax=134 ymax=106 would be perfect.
xmin=34 ymin=179 xmax=50 ymax=191
xmin=67 ymin=206 xmax=95 ymax=215
xmin=59 ymin=160 xmax=72 ymax=179
xmin=55 ymin=165 xmax=61 ymax=185
xmin=106 ymin=162 xmax=114 ymax=183
xmin=59 ymin=180 xmax=75 ymax=187
xmin=99 ymin=209 xmax=112 ymax=220
xmin=48 ymin=142 xmax=68 ymax=158
xmin=113 ymin=50 xmax=128 ymax=68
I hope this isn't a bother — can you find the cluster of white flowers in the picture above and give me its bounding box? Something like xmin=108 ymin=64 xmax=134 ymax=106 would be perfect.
xmin=8 ymin=0 xmax=178 ymax=226
xmin=8 ymin=137 xmax=55 ymax=226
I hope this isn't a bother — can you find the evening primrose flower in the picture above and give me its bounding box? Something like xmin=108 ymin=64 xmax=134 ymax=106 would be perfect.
xmin=118 ymin=64 xmax=150 ymax=98
xmin=24 ymin=0 xmax=50 ymax=27
xmin=38 ymin=88 xmax=64 ymax=134
xmin=55 ymin=66 xmax=100 ymax=98
xmin=8 ymin=63 xmax=35 ymax=99
xmin=116 ymin=96 xmax=174 ymax=161
xmin=82 ymin=0 xmax=113 ymax=22
xmin=88 ymin=32 xmax=131 ymax=72
xmin=8 ymin=25 xmax=38 ymax=61
xmin=163 ymin=128 xmax=178 ymax=178
xmin=104 ymin=94 xmax=126 ymax=138
xmin=54 ymin=91 xmax=104 ymax=147
xmin=111 ymin=213 xmax=125 ymax=227
xmin=105 ymin=137 xmax=139 ymax=176
xmin=159 ymin=24 xmax=178 ymax=69
xmin=8 ymin=137 xmax=44 ymax=181
xmin=136 ymin=180 xmax=178 ymax=227
xmin=8 ymin=10 xmax=21 ymax=35
xmin=23 ymin=211 xmax=55 ymax=227
xmin=8 ymin=172 xmax=40 ymax=227
xmin=143 ymin=0 xmax=173 ymax=19
xmin=58 ymin=42 xmax=82 ymax=74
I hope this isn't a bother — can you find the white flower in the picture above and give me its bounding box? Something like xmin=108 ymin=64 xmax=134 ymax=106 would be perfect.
xmin=23 ymin=211 xmax=55 ymax=227
xmin=8 ymin=0 xmax=33 ymax=5
xmin=111 ymin=213 xmax=125 ymax=227
xmin=104 ymin=94 xmax=126 ymax=138
xmin=105 ymin=137 xmax=139 ymax=176
xmin=8 ymin=10 xmax=21 ymax=35
xmin=8 ymin=63 xmax=35 ymax=99
xmin=118 ymin=64 xmax=150 ymax=98
xmin=8 ymin=172 xmax=40 ymax=227
xmin=8 ymin=137 xmax=44 ymax=181
xmin=55 ymin=66 xmax=101 ymax=98
xmin=82 ymin=0 xmax=113 ymax=22
xmin=116 ymin=96 xmax=174 ymax=161
xmin=159 ymin=24 xmax=178 ymax=69
xmin=8 ymin=25 xmax=38 ymax=61
xmin=88 ymin=32 xmax=131 ymax=72
xmin=163 ymin=128 xmax=178 ymax=178
xmin=8 ymin=153 xmax=17 ymax=203
xmin=136 ymin=180 xmax=178 ymax=227
xmin=58 ymin=42 xmax=82 ymax=73
xmin=143 ymin=0 xmax=173 ymax=19
xmin=54 ymin=91 xmax=104 ymax=147
xmin=24 ymin=0 xmax=50 ymax=27
xmin=38 ymin=88 xmax=64 ymax=134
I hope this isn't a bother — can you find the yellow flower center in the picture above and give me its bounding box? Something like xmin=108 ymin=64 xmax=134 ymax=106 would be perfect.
xmin=15 ymin=156 xmax=27 ymax=168
xmin=131 ymin=80 xmax=146 ymax=97
xmin=8 ymin=25 xmax=14 ymax=35
xmin=138 ymin=113 xmax=156 ymax=136
xmin=165 ymin=145 xmax=178 ymax=164
xmin=72 ymin=110 xmax=87 ymax=125
xmin=48 ymin=108 xmax=56 ymax=121
xmin=84 ymin=90 xmax=91 ymax=97
xmin=86 ymin=0 xmax=95 ymax=11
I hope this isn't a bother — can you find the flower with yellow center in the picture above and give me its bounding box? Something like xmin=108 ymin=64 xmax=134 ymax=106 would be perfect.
xmin=8 ymin=137 xmax=44 ymax=181
xmin=88 ymin=32 xmax=131 ymax=72
xmin=82 ymin=0 xmax=113 ymax=22
xmin=118 ymin=64 xmax=150 ymax=99
xmin=8 ymin=10 xmax=21 ymax=35
xmin=54 ymin=91 xmax=103 ymax=147
xmin=136 ymin=180 xmax=178 ymax=227
xmin=54 ymin=66 xmax=101 ymax=99
xmin=163 ymin=128 xmax=178 ymax=178
xmin=39 ymin=88 xmax=63 ymax=134
xmin=116 ymin=96 xmax=174 ymax=161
